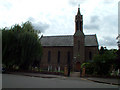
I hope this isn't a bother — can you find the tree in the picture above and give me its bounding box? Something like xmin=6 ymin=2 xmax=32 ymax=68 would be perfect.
xmin=2 ymin=21 xmax=42 ymax=71
xmin=93 ymin=47 xmax=117 ymax=75
xmin=2 ymin=29 xmax=17 ymax=69
xmin=81 ymin=47 xmax=118 ymax=76
xmin=81 ymin=62 xmax=94 ymax=75
xmin=115 ymin=49 xmax=120 ymax=70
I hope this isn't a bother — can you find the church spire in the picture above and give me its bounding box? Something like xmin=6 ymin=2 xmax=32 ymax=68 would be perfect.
xmin=77 ymin=4 xmax=80 ymax=15
xmin=75 ymin=5 xmax=83 ymax=32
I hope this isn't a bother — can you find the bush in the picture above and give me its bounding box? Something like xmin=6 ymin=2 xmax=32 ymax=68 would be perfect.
xmin=81 ymin=62 xmax=94 ymax=75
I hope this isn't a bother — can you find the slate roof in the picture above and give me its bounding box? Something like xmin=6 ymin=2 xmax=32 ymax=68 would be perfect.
xmin=85 ymin=35 xmax=98 ymax=46
xmin=40 ymin=35 xmax=98 ymax=47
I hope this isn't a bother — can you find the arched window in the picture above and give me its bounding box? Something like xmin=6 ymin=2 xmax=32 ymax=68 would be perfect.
xmin=48 ymin=51 xmax=51 ymax=64
xmin=67 ymin=51 xmax=70 ymax=65
xmin=57 ymin=51 xmax=60 ymax=64
xmin=89 ymin=51 xmax=92 ymax=60
xmin=78 ymin=40 xmax=80 ymax=52
xmin=76 ymin=21 xmax=79 ymax=30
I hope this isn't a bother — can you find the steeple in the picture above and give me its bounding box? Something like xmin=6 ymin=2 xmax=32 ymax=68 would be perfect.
xmin=77 ymin=4 xmax=80 ymax=15
xmin=75 ymin=5 xmax=83 ymax=32
xmin=73 ymin=5 xmax=85 ymax=70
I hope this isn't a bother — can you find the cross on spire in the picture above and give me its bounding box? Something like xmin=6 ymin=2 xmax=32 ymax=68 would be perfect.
xmin=78 ymin=4 xmax=80 ymax=9
xmin=77 ymin=4 xmax=80 ymax=15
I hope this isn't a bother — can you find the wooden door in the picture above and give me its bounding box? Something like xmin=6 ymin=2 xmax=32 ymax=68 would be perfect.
xmin=75 ymin=62 xmax=81 ymax=72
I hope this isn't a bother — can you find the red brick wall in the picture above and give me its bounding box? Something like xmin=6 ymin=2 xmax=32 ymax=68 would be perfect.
xmin=40 ymin=46 xmax=98 ymax=71
xmin=40 ymin=46 xmax=73 ymax=71
xmin=85 ymin=46 xmax=98 ymax=61
xmin=73 ymin=35 xmax=85 ymax=64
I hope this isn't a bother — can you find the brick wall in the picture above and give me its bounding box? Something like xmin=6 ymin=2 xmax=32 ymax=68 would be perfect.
xmin=85 ymin=46 xmax=98 ymax=62
xmin=73 ymin=35 xmax=85 ymax=64
xmin=40 ymin=46 xmax=73 ymax=71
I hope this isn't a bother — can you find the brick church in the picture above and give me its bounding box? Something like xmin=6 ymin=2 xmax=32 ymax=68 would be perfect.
xmin=40 ymin=7 xmax=99 ymax=72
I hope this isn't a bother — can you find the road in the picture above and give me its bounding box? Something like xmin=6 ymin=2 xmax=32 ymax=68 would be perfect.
xmin=2 ymin=74 xmax=119 ymax=88
xmin=0 ymin=74 xmax=2 ymax=89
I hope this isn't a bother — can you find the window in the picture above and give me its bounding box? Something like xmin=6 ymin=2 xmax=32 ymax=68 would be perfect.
xmin=78 ymin=40 xmax=80 ymax=52
xmin=67 ymin=51 xmax=70 ymax=65
xmin=48 ymin=51 xmax=51 ymax=64
xmin=89 ymin=51 xmax=92 ymax=60
xmin=57 ymin=51 xmax=60 ymax=64
xmin=76 ymin=21 xmax=79 ymax=30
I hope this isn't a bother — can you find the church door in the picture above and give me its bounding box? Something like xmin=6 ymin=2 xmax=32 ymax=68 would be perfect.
xmin=75 ymin=62 xmax=81 ymax=72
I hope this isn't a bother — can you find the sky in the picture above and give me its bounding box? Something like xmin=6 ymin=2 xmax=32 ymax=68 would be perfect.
xmin=0 ymin=0 xmax=119 ymax=49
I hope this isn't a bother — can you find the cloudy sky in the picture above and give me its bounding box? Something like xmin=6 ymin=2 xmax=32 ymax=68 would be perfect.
xmin=0 ymin=0 xmax=119 ymax=49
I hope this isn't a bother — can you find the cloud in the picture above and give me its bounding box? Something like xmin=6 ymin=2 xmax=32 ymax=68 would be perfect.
xmin=103 ymin=15 xmax=117 ymax=27
xmin=32 ymin=22 xmax=49 ymax=33
xmin=90 ymin=16 xmax=99 ymax=23
xmin=84 ymin=24 xmax=99 ymax=30
xmin=119 ymin=2 xmax=120 ymax=34
xmin=0 ymin=0 xmax=13 ymax=10
xmin=28 ymin=17 xmax=35 ymax=22
xmin=99 ymin=36 xmax=117 ymax=46
xmin=28 ymin=17 xmax=49 ymax=33
xmin=84 ymin=15 xmax=100 ymax=30
xmin=68 ymin=0 xmax=87 ymax=6
xmin=102 ymin=0 xmax=115 ymax=4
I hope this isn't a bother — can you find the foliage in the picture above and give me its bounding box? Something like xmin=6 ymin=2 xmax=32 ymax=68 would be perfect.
xmin=81 ymin=62 xmax=94 ymax=75
xmin=93 ymin=48 xmax=117 ymax=75
xmin=81 ymin=46 xmax=118 ymax=76
xmin=115 ymin=49 xmax=120 ymax=69
xmin=93 ymin=47 xmax=117 ymax=75
xmin=2 ymin=21 xmax=42 ymax=70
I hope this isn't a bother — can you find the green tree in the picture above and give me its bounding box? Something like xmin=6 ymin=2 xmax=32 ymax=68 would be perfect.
xmin=2 ymin=29 xmax=17 ymax=69
xmin=93 ymin=47 xmax=117 ymax=75
xmin=81 ymin=47 xmax=118 ymax=76
xmin=115 ymin=49 xmax=120 ymax=70
xmin=2 ymin=21 xmax=42 ymax=71
xmin=81 ymin=62 xmax=94 ymax=75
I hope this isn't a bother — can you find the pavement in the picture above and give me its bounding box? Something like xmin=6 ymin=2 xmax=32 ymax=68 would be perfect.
xmin=5 ymin=72 xmax=64 ymax=78
xmin=4 ymin=72 xmax=120 ymax=86
xmin=82 ymin=77 xmax=120 ymax=86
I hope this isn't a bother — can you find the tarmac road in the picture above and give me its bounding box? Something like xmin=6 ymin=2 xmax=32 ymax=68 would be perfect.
xmin=2 ymin=74 xmax=119 ymax=88
xmin=0 ymin=74 xmax=2 ymax=89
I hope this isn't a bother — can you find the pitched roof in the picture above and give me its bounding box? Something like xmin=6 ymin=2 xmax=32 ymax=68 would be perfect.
xmin=40 ymin=35 xmax=73 ymax=46
xmin=40 ymin=35 xmax=98 ymax=47
xmin=85 ymin=35 xmax=98 ymax=46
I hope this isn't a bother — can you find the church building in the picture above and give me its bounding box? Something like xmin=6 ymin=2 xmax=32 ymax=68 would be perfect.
xmin=40 ymin=7 xmax=99 ymax=72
